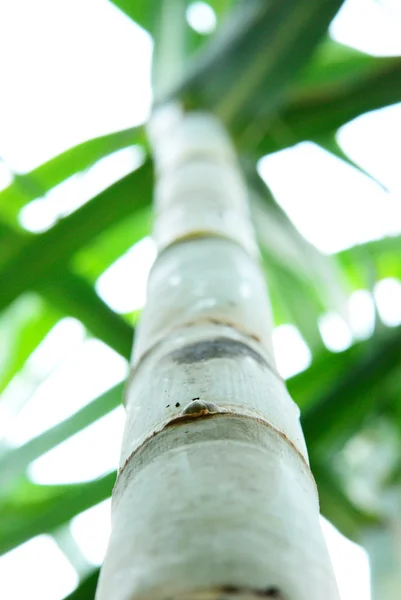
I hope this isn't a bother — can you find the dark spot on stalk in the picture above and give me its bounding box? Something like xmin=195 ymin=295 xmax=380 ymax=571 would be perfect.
xmin=166 ymin=404 xmax=170 ymax=408
xmin=220 ymin=585 xmax=240 ymax=594
xmin=259 ymin=587 xmax=283 ymax=598
xmin=217 ymin=586 xmax=284 ymax=599
xmin=169 ymin=337 xmax=267 ymax=367
xmin=175 ymin=402 xmax=180 ymax=407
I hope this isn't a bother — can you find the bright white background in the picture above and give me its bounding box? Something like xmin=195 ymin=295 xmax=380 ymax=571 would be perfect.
xmin=1 ymin=0 xmax=401 ymax=598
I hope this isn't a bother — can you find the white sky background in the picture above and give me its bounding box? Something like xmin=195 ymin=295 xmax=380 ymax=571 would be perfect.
xmin=1 ymin=0 xmax=401 ymax=598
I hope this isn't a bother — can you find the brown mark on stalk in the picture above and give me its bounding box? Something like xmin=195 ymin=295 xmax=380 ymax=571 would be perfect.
xmin=178 ymin=316 xmax=263 ymax=346
xmin=166 ymin=586 xmax=285 ymax=599
xmin=124 ymin=318 xmax=283 ymax=404
xmin=218 ymin=586 xmax=285 ymax=599
xmin=259 ymin=588 xmax=284 ymax=598
xmin=115 ymin=411 xmax=315 ymax=498
xmin=169 ymin=337 xmax=268 ymax=368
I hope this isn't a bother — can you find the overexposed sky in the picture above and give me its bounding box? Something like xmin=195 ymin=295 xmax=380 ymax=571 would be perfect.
xmin=1 ymin=0 xmax=401 ymax=598
xmin=0 ymin=0 xmax=152 ymax=172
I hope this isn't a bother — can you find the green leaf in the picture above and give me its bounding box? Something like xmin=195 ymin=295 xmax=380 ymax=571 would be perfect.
xmin=37 ymin=272 xmax=134 ymax=359
xmin=288 ymin=345 xmax=359 ymax=410
xmin=385 ymin=460 xmax=401 ymax=486
xmin=263 ymin=258 xmax=324 ymax=352
xmin=109 ymin=0 xmax=160 ymax=31
xmin=290 ymin=38 xmax=391 ymax=98
xmin=314 ymin=459 xmax=380 ymax=541
xmin=337 ymin=235 xmax=401 ymax=289
xmin=0 ymin=295 xmax=59 ymax=394
xmin=111 ymin=0 xmax=234 ymax=33
xmin=0 ymin=161 xmax=153 ymax=317
xmin=164 ymin=0 xmax=343 ymax=127
xmin=246 ymin=165 xmax=349 ymax=347
xmin=0 ymin=384 xmax=123 ymax=490
xmin=0 ymin=223 xmax=28 ymax=266
xmin=72 ymin=207 xmax=152 ymax=281
xmin=316 ymin=135 xmax=388 ymax=192
xmin=253 ymin=56 xmax=401 ymax=156
xmin=65 ymin=570 xmax=99 ymax=600
xmin=0 ymin=211 xmax=141 ymax=359
xmin=0 ymin=224 xmax=134 ymax=361
xmin=300 ymin=326 xmax=401 ymax=455
xmin=0 ymin=128 xmax=143 ymax=224
xmin=0 ymin=474 xmax=116 ymax=556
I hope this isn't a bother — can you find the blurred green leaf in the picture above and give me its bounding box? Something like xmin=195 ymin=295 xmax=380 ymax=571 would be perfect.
xmin=0 ymin=128 xmax=143 ymax=224
xmin=315 ymin=459 xmax=380 ymax=540
xmin=0 ymin=384 xmax=123 ymax=490
xmin=0 ymin=295 xmax=59 ymax=394
xmin=288 ymin=345 xmax=359 ymax=410
xmin=290 ymin=38 xmax=394 ymax=99
xmin=337 ymin=235 xmax=401 ymax=289
xmin=65 ymin=570 xmax=99 ymax=600
xmin=253 ymin=57 xmax=401 ymax=156
xmin=111 ymin=0 xmax=234 ymax=32
xmin=247 ymin=165 xmax=349 ymax=348
xmin=263 ymin=258 xmax=325 ymax=352
xmin=316 ymin=135 xmax=388 ymax=192
xmin=300 ymin=326 xmax=401 ymax=455
xmin=72 ymin=207 xmax=151 ymax=281
xmin=0 ymin=227 xmax=133 ymax=360
xmin=0 ymin=223 xmax=27 ymax=266
xmin=163 ymin=0 xmax=343 ymax=127
xmin=37 ymin=272 xmax=133 ymax=359
xmin=0 ymin=161 xmax=153 ymax=316
xmin=0 ymin=473 xmax=116 ymax=556
xmin=0 ymin=211 xmax=142 ymax=358
xmin=109 ymin=0 xmax=159 ymax=30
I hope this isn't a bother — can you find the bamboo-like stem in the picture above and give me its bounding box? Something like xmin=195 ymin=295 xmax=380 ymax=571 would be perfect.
xmin=96 ymin=107 xmax=340 ymax=600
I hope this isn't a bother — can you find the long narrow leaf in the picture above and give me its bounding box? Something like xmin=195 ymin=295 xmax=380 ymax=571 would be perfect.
xmin=0 ymin=384 xmax=123 ymax=489
xmin=0 ymin=161 xmax=153 ymax=316
xmin=337 ymin=235 xmax=401 ymax=288
xmin=111 ymin=0 xmax=234 ymax=32
xmin=314 ymin=459 xmax=380 ymax=541
xmin=254 ymin=58 xmax=401 ymax=156
xmin=0 ymin=295 xmax=60 ymax=394
xmin=301 ymin=326 xmax=401 ymax=454
xmin=163 ymin=0 xmax=343 ymax=127
xmin=0 ymin=128 xmax=142 ymax=223
xmin=0 ymin=473 xmax=115 ymax=556
xmin=37 ymin=272 xmax=133 ymax=359
xmin=0 ymin=227 xmax=133 ymax=361
xmin=65 ymin=571 xmax=99 ymax=600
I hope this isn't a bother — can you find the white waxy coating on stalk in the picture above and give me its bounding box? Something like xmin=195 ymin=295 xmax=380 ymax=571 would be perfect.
xmin=123 ymin=321 xmax=307 ymax=465
xmin=148 ymin=106 xmax=237 ymax=175
xmin=133 ymin=238 xmax=275 ymax=364
xmin=149 ymin=108 xmax=258 ymax=256
xmin=96 ymin=108 xmax=340 ymax=600
xmin=98 ymin=419 xmax=339 ymax=600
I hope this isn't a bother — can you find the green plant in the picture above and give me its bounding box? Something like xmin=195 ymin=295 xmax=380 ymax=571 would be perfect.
xmin=1 ymin=1 xmax=401 ymax=598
